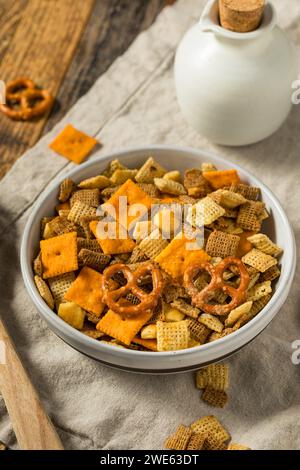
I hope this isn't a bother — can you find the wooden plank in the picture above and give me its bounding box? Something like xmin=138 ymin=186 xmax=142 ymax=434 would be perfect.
xmin=0 ymin=0 xmax=94 ymax=179
xmin=44 ymin=0 xmax=168 ymax=133
xmin=0 ymin=317 xmax=64 ymax=450
xmin=0 ymin=0 xmax=28 ymax=62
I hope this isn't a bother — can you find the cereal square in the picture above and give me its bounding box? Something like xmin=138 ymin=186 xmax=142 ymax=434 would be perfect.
xmin=40 ymin=232 xmax=78 ymax=279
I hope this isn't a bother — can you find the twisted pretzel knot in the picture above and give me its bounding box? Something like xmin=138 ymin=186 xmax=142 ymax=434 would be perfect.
xmin=101 ymin=262 xmax=164 ymax=317
xmin=183 ymin=257 xmax=250 ymax=316
xmin=0 ymin=77 xmax=53 ymax=121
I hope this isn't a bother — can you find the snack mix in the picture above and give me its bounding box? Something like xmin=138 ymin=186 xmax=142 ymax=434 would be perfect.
xmin=33 ymin=156 xmax=282 ymax=352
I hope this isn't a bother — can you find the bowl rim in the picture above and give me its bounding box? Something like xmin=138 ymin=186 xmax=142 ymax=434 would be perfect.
xmin=21 ymin=144 xmax=296 ymax=360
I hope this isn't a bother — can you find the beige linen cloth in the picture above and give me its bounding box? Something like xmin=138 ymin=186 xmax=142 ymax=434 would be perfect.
xmin=0 ymin=0 xmax=300 ymax=450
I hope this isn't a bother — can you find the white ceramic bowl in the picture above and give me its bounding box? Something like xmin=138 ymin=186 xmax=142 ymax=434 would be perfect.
xmin=21 ymin=145 xmax=296 ymax=374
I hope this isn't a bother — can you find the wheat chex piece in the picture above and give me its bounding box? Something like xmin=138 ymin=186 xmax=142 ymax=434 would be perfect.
xmin=171 ymin=299 xmax=200 ymax=319
xmin=78 ymin=248 xmax=111 ymax=272
xmin=78 ymin=174 xmax=111 ymax=190
xmin=206 ymin=230 xmax=240 ymax=258
xmin=225 ymin=301 xmax=253 ymax=327
xmin=188 ymin=197 xmax=225 ymax=227
xmin=33 ymin=252 xmax=43 ymax=277
xmin=137 ymin=183 xmax=160 ymax=198
xmin=186 ymin=433 xmax=206 ymax=450
xmin=247 ymin=281 xmax=272 ymax=302
xmin=96 ymin=309 xmax=152 ymax=345
xmin=237 ymin=294 xmax=271 ymax=327
xmin=202 ymin=387 xmax=228 ymax=408
xmin=65 ymin=267 xmax=105 ymax=316
xmin=242 ymin=248 xmax=277 ymax=273
xmin=260 ymin=265 xmax=281 ymax=282
xmin=77 ymin=215 xmax=99 ymax=239
xmin=237 ymin=201 xmax=264 ymax=231
xmin=34 ymin=276 xmax=54 ymax=310
xmin=129 ymin=246 xmax=148 ymax=263
xmin=48 ymin=272 xmax=76 ymax=307
xmin=196 ymin=364 xmax=229 ymax=391
xmin=101 ymin=185 xmax=120 ymax=200
xmin=154 ymin=178 xmax=186 ymax=196
xmin=135 ymin=157 xmax=166 ymax=183
xmin=230 ymin=183 xmax=260 ymax=201
xmin=165 ymin=425 xmax=192 ymax=450
xmin=202 ymin=432 xmax=228 ymax=451
xmin=156 ymin=320 xmax=190 ymax=351
xmin=188 ymin=319 xmax=211 ymax=344
xmin=199 ymin=314 xmax=224 ymax=333
xmin=58 ymin=178 xmax=76 ymax=202
xmin=40 ymin=232 xmax=78 ymax=279
xmin=191 ymin=416 xmax=230 ymax=442
xmin=110 ymin=169 xmax=138 ymax=185
xmin=48 ymin=216 xmax=77 ymax=236
xmin=139 ymin=231 xmax=169 ymax=259
xmin=70 ymin=189 xmax=100 ymax=208
xmin=247 ymin=233 xmax=282 ymax=257
xmin=68 ymin=200 xmax=96 ymax=225
xmin=77 ymin=237 xmax=102 ymax=253
xmin=228 ymin=443 xmax=251 ymax=450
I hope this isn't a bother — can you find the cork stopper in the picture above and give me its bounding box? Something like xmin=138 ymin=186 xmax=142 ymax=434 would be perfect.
xmin=219 ymin=0 xmax=265 ymax=33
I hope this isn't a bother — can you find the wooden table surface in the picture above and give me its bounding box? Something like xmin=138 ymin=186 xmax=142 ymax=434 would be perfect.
xmin=0 ymin=0 xmax=175 ymax=180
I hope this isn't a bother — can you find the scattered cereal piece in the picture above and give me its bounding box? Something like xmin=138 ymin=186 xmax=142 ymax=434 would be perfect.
xmin=156 ymin=320 xmax=190 ymax=351
xmin=191 ymin=416 xmax=230 ymax=442
xmin=40 ymin=232 xmax=78 ymax=279
xmin=58 ymin=302 xmax=85 ymax=329
xmin=247 ymin=233 xmax=282 ymax=257
xmin=186 ymin=433 xmax=206 ymax=450
xmin=78 ymin=174 xmax=111 ymax=189
xmin=242 ymin=248 xmax=277 ymax=272
xmin=97 ymin=309 xmax=152 ymax=345
xmin=203 ymin=169 xmax=240 ymax=190
xmin=202 ymin=387 xmax=228 ymax=408
xmin=154 ymin=178 xmax=187 ymax=196
xmin=48 ymin=272 xmax=76 ymax=307
xmin=225 ymin=301 xmax=253 ymax=327
xmin=228 ymin=443 xmax=251 ymax=450
xmin=34 ymin=275 xmax=54 ymax=309
xmin=49 ymin=124 xmax=98 ymax=164
xmin=65 ymin=267 xmax=105 ymax=316
xmin=199 ymin=314 xmax=224 ymax=333
xmin=187 ymin=197 xmax=225 ymax=227
xmin=196 ymin=364 xmax=229 ymax=391
xmin=170 ymin=299 xmax=200 ymax=319
xmin=188 ymin=319 xmax=211 ymax=344
xmin=58 ymin=178 xmax=75 ymax=203
xmin=206 ymin=230 xmax=240 ymax=258
xmin=135 ymin=157 xmax=166 ymax=183
xmin=165 ymin=425 xmax=192 ymax=450
xmin=203 ymin=432 xmax=228 ymax=450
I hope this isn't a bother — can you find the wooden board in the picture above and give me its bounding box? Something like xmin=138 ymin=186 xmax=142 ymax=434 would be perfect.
xmin=0 ymin=0 xmax=94 ymax=179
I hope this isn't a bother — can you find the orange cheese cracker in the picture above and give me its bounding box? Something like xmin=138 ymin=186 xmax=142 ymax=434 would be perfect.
xmin=90 ymin=220 xmax=136 ymax=255
xmin=155 ymin=236 xmax=210 ymax=283
xmin=104 ymin=179 xmax=154 ymax=227
xmin=132 ymin=336 xmax=157 ymax=351
xmin=203 ymin=170 xmax=240 ymax=190
xmin=96 ymin=309 xmax=152 ymax=345
xmin=40 ymin=231 xmax=78 ymax=279
xmin=236 ymin=231 xmax=255 ymax=258
xmin=49 ymin=124 xmax=98 ymax=164
xmin=65 ymin=266 xmax=105 ymax=316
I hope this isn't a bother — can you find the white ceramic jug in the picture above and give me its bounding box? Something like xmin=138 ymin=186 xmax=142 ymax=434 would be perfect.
xmin=174 ymin=0 xmax=297 ymax=146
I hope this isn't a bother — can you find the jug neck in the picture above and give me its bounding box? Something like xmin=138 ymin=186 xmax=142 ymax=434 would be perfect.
xmin=200 ymin=0 xmax=277 ymax=43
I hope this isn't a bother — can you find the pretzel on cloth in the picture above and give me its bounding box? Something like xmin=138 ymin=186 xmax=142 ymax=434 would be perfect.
xmin=0 ymin=78 xmax=53 ymax=121
xmin=101 ymin=262 xmax=164 ymax=317
xmin=184 ymin=257 xmax=250 ymax=316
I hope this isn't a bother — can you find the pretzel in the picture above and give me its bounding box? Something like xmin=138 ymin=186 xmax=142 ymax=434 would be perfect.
xmin=0 ymin=78 xmax=53 ymax=121
xmin=101 ymin=262 xmax=164 ymax=317
xmin=184 ymin=257 xmax=250 ymax=315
